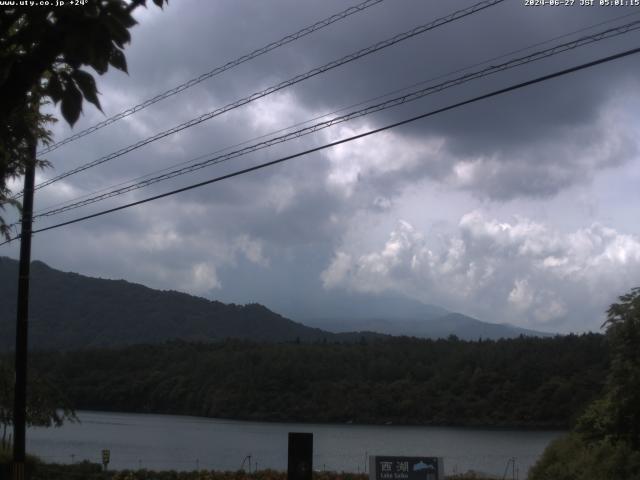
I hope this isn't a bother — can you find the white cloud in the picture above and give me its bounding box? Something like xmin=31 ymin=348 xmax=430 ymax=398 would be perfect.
xmin=265 ymin=176 xmax=297 ymax=213
xmin=321 ymin=212 xmax=640 ymax=331
xmin=533 ymin=297 xmax=568 ymax=325
xmin=508 ymin=278 xmax=534 ymax=311
xmin=9 ymin=0 xmax=640 ymax=336
xmin=189 ymin=262 xmax=221 ymax=293
xmin=324 ymin=125 xmax=444 ymax=198
xmin=234 ymin=234 xmax=269 ymax=267
xmin=321 ymin=251 xmax=352 ymax=289
xmin=246 ymin=90 xmax=306 ymax=132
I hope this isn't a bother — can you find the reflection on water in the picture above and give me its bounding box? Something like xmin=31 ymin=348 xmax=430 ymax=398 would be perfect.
xmin=27 ymin=411 xmax=563 ymax=478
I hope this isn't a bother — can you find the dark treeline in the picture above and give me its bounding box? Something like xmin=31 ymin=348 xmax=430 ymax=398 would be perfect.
xmin=30 ymin=334 xmax=607 ymax=429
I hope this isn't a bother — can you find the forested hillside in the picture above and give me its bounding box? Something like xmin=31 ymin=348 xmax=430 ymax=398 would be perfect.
xmin=29 ymin=334 xmax=607 ymax=428
xmin=0 ymin=257 xmax=548 ymax=348
xmin=0 ymin=257 xmax=345 ymax=349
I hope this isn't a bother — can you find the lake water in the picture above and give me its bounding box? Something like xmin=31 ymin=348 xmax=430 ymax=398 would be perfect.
xmin=26 ymin=411 xmax=563 ymax=478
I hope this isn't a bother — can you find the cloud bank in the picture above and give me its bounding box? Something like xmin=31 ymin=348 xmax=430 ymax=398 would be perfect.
xmin=322 ymin=212 xmax=640 ymax=331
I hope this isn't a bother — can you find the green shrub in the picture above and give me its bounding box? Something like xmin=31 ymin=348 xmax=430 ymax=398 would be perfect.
xmin=529 ymin=433 xmax=640 ymax=480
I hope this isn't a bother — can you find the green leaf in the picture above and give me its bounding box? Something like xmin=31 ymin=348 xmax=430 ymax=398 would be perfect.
xmin=63 ymin=25 xmax=94 ymax=68
xmin=109 ymin=47 xmax=128 ymax=73
xmin=46 ymin=72 xmax=64 ymax=104
xmin=109 ymin=4 xmax=138 ymax=28
xmin=60 ymin=79 xmax=83 ymax=127
xmin=84 ymin=2 xmax=100 ymax=17
xmin=87 ymin=25 xmax=114 ymax=75
xmin=92 ymin=56 xmax=110 ymax=75
xmin=72 ymin=69 xmax=102 ymax=112
xmin=104 ymin=16 xmax=131 ymax=49
xmin=0 ymin=56 xmax=14 ymax=87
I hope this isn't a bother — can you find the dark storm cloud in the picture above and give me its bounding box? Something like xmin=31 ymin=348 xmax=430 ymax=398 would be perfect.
xmin=38 ymin=0 xmax=640 ymax=204
xmin=4 ymin=0 xmax=638 ymax=332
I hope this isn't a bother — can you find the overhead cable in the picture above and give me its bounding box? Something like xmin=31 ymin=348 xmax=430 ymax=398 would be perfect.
xmin=30 ymin=19 xmax=640 ymax=219
xmin=35 ymin=8 xmax=640 ymax=216
xmin=2 ymin=45 xmax=638 ymax=247
xmin=38 ymin=0 xmax=386 ymax=155
xmin=24 ymin=0 xmax=504 ymax=196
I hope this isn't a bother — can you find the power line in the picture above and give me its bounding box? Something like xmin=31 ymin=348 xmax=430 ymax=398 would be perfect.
xmin=29 ymin=19 xmax=640 ymax=220
xmin=31 ymin=9 xmax=640 ymax=218
xmin=37 ymin=0 xmax=385 ymax=155
xmin=3 ymin=45 xmax=638 ymax=247
xmin=22 ymin=0 xmax=504 ymax=196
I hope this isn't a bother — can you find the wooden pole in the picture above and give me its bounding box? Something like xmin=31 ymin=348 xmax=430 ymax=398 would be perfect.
xmin=12 ymin=138 xmax=36 ymax=480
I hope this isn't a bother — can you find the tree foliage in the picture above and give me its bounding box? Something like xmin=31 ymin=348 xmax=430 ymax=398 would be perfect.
xmin=0 ymin=97 xmax=54 ymax=240
xmin=528 ymin=433 xmax=640 ymax=480
xmin=575 ymin=287 xmax=640 ymax=447
xmin=601 ymin=286 xmax=640 ymax=446
xmin=0 ymin=0 xmax=167 ymax=238
xmin=0 ymin=360 xmax=75 ymax=449
xmin=27 ymin=334 xmax=608 ymax=429
xmin=530 ymin=287 xmax=640 ymax=479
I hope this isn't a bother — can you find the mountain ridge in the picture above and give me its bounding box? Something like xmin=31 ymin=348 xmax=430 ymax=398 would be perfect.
xmin=0 ymin=256 xmax=347 ymax=350
xmin=0 ymin=256 xmax=550 ymax=350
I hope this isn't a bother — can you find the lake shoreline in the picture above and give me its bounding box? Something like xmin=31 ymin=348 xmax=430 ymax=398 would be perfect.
xmin=25 ymin=410 xmax=562 ymax=477
xmin=74 ymin=408 xmax=569 ymax=432
xmin=2 ymin=457 xmax=499 ymax=480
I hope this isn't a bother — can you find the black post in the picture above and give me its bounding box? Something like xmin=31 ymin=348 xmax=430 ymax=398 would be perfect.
xmin=287 ymin=432 xmax=313 ymax=480
xmin=12 ymin=139 xmax=36 ymax=480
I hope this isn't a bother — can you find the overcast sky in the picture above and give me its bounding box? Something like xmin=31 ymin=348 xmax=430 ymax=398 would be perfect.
xmin=4 ymin=0 xmax=640 ymax=333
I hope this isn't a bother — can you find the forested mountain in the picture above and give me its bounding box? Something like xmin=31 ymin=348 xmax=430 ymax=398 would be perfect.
xmin=28 ymin=334 xmax=608 ymax=429
xmin=0 ymin=257 xmax=547 ymax=350
xmin=0 ymin=257 xmax=349 ymax=350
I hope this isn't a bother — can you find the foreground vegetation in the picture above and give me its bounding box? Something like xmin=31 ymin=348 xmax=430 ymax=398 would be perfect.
xmin=24 ymin=333 xmax=607 ymax=429
xmin=529 ymin=288 xmax=640 ymax=480
xmin=529 ymin=433 xmax=640 ymax=480
xmin=0 ymin=460 xmax=494 ymax=480
xmin=3 ymin=287 xmax=638 ymax=478
xmin=0 ymin=449 xmax=493 ymax=480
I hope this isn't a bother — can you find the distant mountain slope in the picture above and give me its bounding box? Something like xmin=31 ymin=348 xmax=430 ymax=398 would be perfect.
xmin=0 ymin=257 xmax=550 ymax=350
xmin=0 ymin=257 xmax=346 ymax=350
xmin=305 ymin=311 xmax=552 ymax=341
xmin=279 ymin=289 xmax=450 ymax=323
xmin=286 ymin=288 xmax=552 ymax=340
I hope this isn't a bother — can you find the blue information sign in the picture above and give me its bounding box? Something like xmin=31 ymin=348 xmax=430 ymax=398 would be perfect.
xmin=369 ymin=456 xmax=443 ymax=480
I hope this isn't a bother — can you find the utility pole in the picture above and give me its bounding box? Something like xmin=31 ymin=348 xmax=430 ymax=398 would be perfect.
xmin=12 ymin=137 xmax=36 ymax=480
